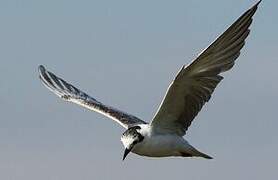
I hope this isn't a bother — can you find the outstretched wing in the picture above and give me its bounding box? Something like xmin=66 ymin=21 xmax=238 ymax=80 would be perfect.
xmin=151 ymin=1 xmax=261 ymax=136
xmin=38 ymin=65 xmax=146 ymax=129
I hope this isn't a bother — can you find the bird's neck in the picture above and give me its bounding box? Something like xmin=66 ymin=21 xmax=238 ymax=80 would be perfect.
xmin=137 ymin=124 xmax=151 ymax=137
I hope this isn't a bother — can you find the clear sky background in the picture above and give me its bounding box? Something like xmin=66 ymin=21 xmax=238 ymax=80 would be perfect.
xmin=0 ymin=0 xmax=277 ymax=179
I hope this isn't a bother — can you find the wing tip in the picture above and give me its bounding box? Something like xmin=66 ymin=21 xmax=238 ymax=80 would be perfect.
xmin=256 ymin=0 xmax=262 ymax=7
xmin=251 ymin=0 xmax=262 ymax=12
xmin=38 ymin=65 xmax=45 ymax=73
xmin=38 ymin=65 xmax=60 ymax=93
xmin=38 ymin=65 xmax=47 ymax=79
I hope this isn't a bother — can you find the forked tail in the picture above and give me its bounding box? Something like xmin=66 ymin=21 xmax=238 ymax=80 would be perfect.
xmin=180 ymin=150 xmax=213 ymax=159
xmin=180 ymin=144 xmax=213 ymax=159
xmin=196 ymin=151 xmax=213 ymax=159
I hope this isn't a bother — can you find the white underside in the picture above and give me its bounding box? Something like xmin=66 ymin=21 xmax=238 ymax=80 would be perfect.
xmin=132 ymin=134 xmax=191 ymax=157
xmin=128 ymin=124 xmax=205 ymax=158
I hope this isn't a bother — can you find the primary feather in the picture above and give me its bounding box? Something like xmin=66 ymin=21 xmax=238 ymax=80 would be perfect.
xmin=150 ymin=1 xmax=261 ymax=136
xmin=38 ymin=65 xmax=146 ymax=129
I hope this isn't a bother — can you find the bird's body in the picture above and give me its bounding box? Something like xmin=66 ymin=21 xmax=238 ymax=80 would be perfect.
xmin=38 ymin=1 xmax=261 ymax=160
xmin=130 ymin=125 xmax=183 ymax=157
xmin=123 ymin=124 xmax=210 ymax=158
xmin=133 ymin=133 xmax=189 ymax=157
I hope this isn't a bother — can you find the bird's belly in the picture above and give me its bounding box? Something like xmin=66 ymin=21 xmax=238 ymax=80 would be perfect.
xmin=131 ymin=135 xmax=184 ymax=157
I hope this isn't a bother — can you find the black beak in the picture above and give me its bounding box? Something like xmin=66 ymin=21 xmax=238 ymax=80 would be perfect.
xmin=123 ymin=148 xmax=131 ymax=161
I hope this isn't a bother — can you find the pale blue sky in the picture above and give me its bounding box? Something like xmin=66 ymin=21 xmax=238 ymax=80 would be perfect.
xmin=0 ymin=0 xmax=277 ymax=180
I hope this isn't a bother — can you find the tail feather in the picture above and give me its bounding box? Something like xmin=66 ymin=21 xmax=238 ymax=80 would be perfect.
xmin=197 ymin=152 xmax=213 ymax=159
xmin=180 ymin=151 xmax=213 ymax=159
xmin=180 ymin=145 xmax=213 ymax=159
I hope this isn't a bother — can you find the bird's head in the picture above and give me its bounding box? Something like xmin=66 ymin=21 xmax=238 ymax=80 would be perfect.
xmin=121 ymin=126 xmax=144 ymax=161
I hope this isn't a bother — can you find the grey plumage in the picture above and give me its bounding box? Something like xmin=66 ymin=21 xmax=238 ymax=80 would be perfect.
xmin=150 ymin=1 xmax=261 ymax=136
xmin=39 ymin=65 xmax=146 ymax=129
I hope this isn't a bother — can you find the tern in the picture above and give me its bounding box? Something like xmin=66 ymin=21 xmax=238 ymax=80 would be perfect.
xmin=39 ymin=1 xmax=261 ymax=160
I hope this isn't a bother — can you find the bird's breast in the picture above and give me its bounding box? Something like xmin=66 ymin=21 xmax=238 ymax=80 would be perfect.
xmin=131 ymin=134 xmax=185 ymax=157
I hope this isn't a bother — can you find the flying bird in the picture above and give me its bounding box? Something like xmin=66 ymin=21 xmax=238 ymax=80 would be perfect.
xmin=39 ymin=1 xmax=261 ymax=160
